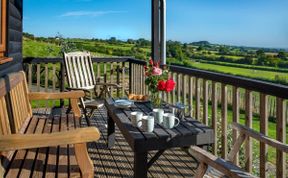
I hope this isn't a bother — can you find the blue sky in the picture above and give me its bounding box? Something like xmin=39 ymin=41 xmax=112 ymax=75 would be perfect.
xmin=24 ymin=0 xmax=288 ymax=48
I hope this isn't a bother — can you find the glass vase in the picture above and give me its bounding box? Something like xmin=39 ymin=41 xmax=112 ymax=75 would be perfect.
xmin=150 ymin=92 xmax=162 ymax=108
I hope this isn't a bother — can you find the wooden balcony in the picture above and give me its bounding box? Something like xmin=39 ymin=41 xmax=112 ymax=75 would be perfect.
xmin=21 ymin=57 xmax=288 ymax=177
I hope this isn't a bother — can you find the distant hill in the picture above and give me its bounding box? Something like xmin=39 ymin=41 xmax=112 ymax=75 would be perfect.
xmin=190 ymin=41 xmax=210 ymax=46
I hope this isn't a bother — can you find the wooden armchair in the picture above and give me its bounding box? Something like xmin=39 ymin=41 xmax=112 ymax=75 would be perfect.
xmin=191 ymin=122 xmax=288 ymax=178
xmin=64 ymin=51 xmax=122 ymax=121
xmin=0 ymin=71 xmax=100 ymax=178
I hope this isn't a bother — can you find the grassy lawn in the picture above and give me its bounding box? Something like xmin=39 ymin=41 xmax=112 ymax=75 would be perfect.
xmin=23 ymin=38 xmax=61 ymax=57
xmin=185 ymin=61 xmax=288 ymax=84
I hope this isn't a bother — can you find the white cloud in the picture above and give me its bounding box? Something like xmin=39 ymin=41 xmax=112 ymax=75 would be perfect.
xmin=60 ymin=10 xmax=126 ymax=17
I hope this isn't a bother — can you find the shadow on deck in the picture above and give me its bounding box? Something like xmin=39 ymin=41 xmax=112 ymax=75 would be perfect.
xmin=82 ymin=105 xmax=198 ymax=177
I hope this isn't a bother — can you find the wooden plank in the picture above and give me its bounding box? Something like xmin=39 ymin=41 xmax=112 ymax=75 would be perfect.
xmin=232 ymin=86 xmax=240 ymax=164
xmin=195 ymin=78 xmax=200 ymax=120
xmin=45 ymin=114 xmax=59 ymax=178
xmin=58 ymin=113 xmax=68 ymax=177
xmin=5 ymin=116 xmax=39 ymax=177
xmin=183 ymin=74 xmax=187 ymax=108
xmin=31 ymin=109 xmax=51 ymax=178
xmin=52 ymin=65 xmax=56 ymax=106
xmin=67 ymin=113 xmax=81 ymax=177
xmin=0 ymin=98 xmax=11 ymax=135
xmin=211 ymin=81 xmax=217 ymax=155
xmin=18 ymin=116 xmax=45 ymax=178
xmin=28 ymin=64 xmax=32 ymax=91
xmin=189 ymin=77 xmax=194 ymax=117
xmin=177 ymin=73 xmax=181 ymax=103
xmin=276 ymin=97 xmax=286 ymax=178
xmin=172 ymin=73 xmax=176 ymax=105
xmin=45 ymin=65 xmax=49 ymax=107
xmin=259 ymin=93 xmax=268 ymax=178
xmin=221 ymin=84 xmax=227 ymax=159
xmin=245 ymin=90 xmax=253 ymax=172
xmin=122 ymin=62 xmax=125 ymax=96
xmin=97 ymin=63 xmax=101 ymax=95
xmin=36 ymin=64 xmax=41 ymax=107
xmin=203 ymin=80 xmax=208 ymax=125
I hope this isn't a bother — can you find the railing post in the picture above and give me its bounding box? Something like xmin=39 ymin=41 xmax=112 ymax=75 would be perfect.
xmin=276 ymin=97 xmax=286 ymax=178
xmin=245 ymin=90 xmax=253 ymax=172
xmin=60 ymin=61 xmax=65 ymax=107
xmin=129 ymin=61 xmax=132 ymax=94
xmin=232 ymin=86 xmax=239 ymax=164
xmin=221 ymin=83 xmax=227 ymax=159
xmin=260 ymin=93 xmax=268 ymax=178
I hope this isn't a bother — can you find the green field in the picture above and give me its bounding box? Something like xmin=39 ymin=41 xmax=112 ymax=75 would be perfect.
xmin=187 ymin=61 xmax=287 ymax=83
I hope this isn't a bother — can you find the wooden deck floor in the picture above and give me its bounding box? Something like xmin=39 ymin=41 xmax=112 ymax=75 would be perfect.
xmin=31 ymin=106 xmax=198 ymax=178
xmin=85 ymin=106 xmax=198 ymax=178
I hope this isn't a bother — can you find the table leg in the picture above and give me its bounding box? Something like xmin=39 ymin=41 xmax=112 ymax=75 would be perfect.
xmin=107 ymin=115 xmax=115 ymax=148
xmin=134 ymin=152 xmax=148 ymax=178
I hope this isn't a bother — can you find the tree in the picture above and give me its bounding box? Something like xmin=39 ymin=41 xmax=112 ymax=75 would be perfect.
xmin=108 ymin=37 xmax=117 ymax=44
xmin=277 ymin=51 xmax=287 ymax=60
xmin=218 ymin=46 xmax=229 ymax=55
xmin=256 ymin=49 xmax=265 ymax=57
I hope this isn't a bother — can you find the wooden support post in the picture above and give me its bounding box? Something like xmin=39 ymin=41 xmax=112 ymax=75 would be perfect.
xmin=221 ymin=84 xmax=227 ymax=159
xmin=212 ymin=81 xmax=217 ymax=155
xmin=202 ymin=80 xmax=208 ymax=125
xmin=245 ymin=90 xmax=253 ymax=172
xmin=195 ymin=78 xmax=200 ymax=120
xmin=60 ymin=61 xmax=65 ymax=107
xmin=232 ymin=86 xmax=239 ymax=164
xmin=260 ymin=93 xmax=268 ymax=178
xmin=276 ymin=97 xmax=286 ymax=178
xmin=151 ymin=0 xmax=160 ymax=63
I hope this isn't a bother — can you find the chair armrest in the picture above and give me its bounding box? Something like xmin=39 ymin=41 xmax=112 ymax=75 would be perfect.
xmin=0 ymin=127 xmax=100 ymax=152
xmin=29 ymin=91 xmax=85 ymax=100
xmin=190 ymin=146 xmax=257 ymax=178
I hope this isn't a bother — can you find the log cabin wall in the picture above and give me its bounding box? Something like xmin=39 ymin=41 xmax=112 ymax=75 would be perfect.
xmin=0 ymin=0 xmax=23 ymax=77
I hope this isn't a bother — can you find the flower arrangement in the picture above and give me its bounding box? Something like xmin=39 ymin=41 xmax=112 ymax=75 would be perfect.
xmin=144 ymin=58 xmax=176 ymax=108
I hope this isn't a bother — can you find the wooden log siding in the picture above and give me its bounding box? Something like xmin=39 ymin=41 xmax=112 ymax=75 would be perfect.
xmin=23 ymin=57 xmax=288 ymax=176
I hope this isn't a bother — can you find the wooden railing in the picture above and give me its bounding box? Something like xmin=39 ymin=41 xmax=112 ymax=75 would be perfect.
xmin=24 ymin=57 xmax=288 ymax=177
xmin=23 ymin=57 xmax=130 ymax=106
xmin=129 ymin=58 xmax=288 ymax=177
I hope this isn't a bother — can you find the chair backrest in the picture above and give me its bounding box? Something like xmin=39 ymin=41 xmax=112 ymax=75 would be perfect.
xmin=0 ymin=79 xmax=12 ymax=136
xmin=0 ymin=71 xmax=32 ymax=134
xmin=64 ymin=51 xmax=96 ymax=90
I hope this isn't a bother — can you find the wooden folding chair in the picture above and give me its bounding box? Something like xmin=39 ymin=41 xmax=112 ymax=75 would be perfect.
xmin=64 ymin=51 xmax=120 ymax=122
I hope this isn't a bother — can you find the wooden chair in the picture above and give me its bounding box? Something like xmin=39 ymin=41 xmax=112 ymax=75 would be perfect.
xmin=64 ymin=51 xmax=121 ymax=121
xmin=0 ymin=71 xmax=100 ymax=177
xmin=190 ymin=122 xmax=288 ymax=178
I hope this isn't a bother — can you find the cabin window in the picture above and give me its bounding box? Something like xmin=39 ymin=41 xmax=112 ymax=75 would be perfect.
xmin=0 ymin=0 xmax=11 ymax=64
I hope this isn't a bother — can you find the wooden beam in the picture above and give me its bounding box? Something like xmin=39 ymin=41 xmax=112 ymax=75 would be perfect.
xmin=152 ymin=0 xmax=160 ymax=62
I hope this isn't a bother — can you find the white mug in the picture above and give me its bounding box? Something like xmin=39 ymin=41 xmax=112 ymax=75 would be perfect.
xmin=131 ymin=112 xmax=143 ymax=127
xmin=153 ymin=109 xmax=164 ymax=124
xmin=138 ymin=116 xmax=155 ymax=132
xmin=163 ymin=113 xmax=180 ymax=129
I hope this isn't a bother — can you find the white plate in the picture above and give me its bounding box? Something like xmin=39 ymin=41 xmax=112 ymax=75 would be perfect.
xmin=114 ymin=99 xmax=134 ymax=109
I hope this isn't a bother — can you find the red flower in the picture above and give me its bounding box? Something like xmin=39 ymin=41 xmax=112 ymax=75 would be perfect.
xmin=149 ymin=59 xmax=154 ymax=65
xmin=144 ymin=65 xmax=148 ymax=71
xmin=157 ymin=80 xmax=166 ymax=91
xmin=165 ymin=79 xmax=176 ymax=92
